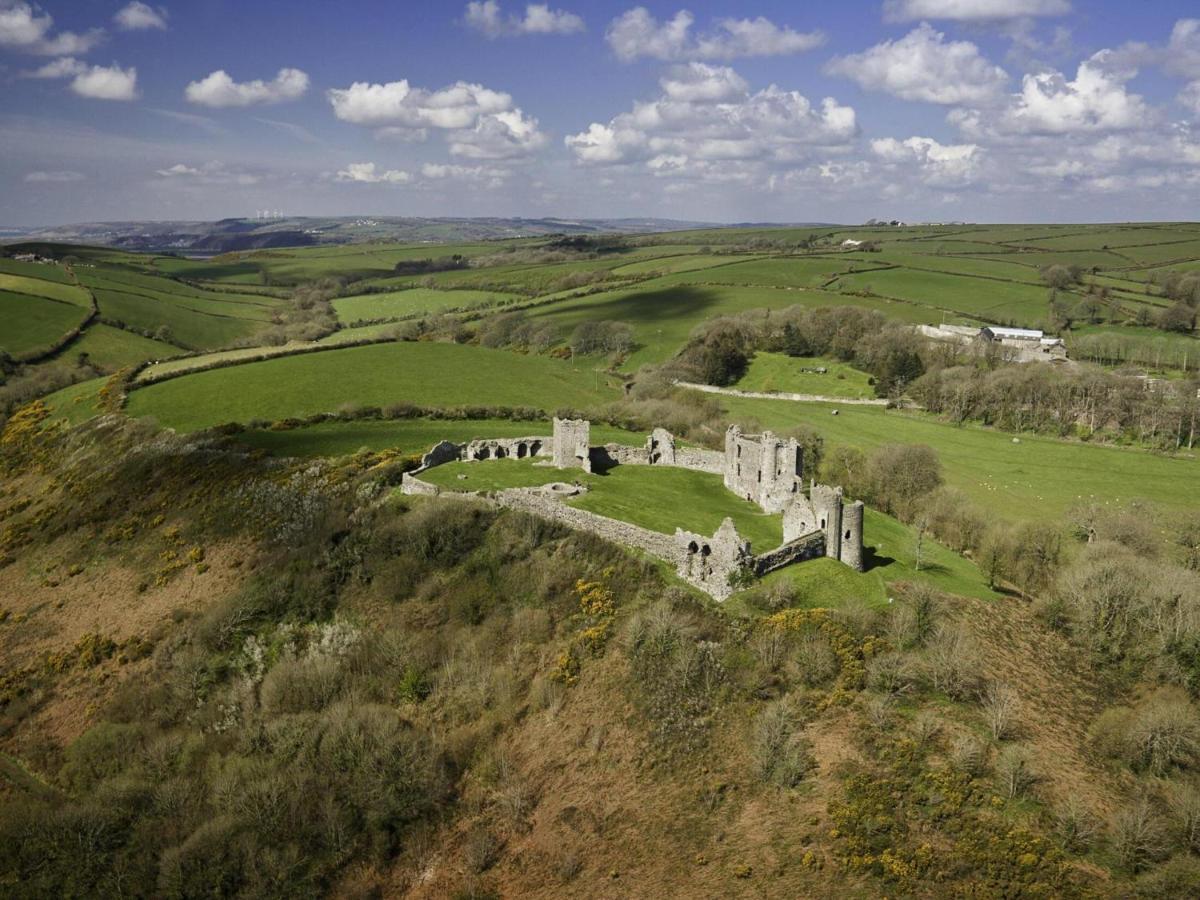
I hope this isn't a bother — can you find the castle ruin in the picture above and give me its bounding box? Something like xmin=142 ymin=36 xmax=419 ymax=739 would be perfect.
xmin=552 ymin=417 xmax=591 ymax=471
xmin=401 ymin=419 xmax=865 ymax=600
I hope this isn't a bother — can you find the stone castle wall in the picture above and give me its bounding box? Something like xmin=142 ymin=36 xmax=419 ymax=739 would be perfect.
xmin=464 ymin=436 xmax=549 ymax=461
xmin=421 ymin=440 xmax=462 ymax=469
xmin=401 ymin=419 xmax=866 ymax=598
xmin=494 ymin=488 xmax=679 ymax=560
xmin=675 ymin=447 xmax=724 ymax=474
xmin=753 ymin=532 xmax=826 ymax=577
xmin=723 ymin=426 xmax=804 ymax=513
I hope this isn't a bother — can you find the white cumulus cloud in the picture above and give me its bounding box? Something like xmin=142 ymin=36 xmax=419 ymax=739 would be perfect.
xmin=70 ymin=63 xmax=139 ymax=100
xmin=153 ymin=162 xmax=261 ymax=184
xmin=24 ymin=169 xmax=84 ymax=182
xmin=335 ymin=162 xmax=413 ymax=184
xmin=329 ymin=77 xmax=547 ymax=160
xmin=871 ymin=136 xmax=982 ymax=186
xmin=114 ymin=2 xmax=167 ymax=31
xmin=827 ymin=23 xmax=1008 ymax=105
xmin=421 ymin=163 xmax=509 ymax=184
xmin=1181 ymin=81 xmax=1200 ymax=116
xmin=606 ymin=7 xmax=824 ymax=62
xmin=26 ymin=55 xmax=86 ymax=78
xmin=185 ymin=68 xmax=309 ymax=107
xmin=0 ymin=1 xmax=104 ymax=55
xmin=464 ymin=2 xmax=583 ymax=38
xmin=156 ymin=163 xmax=202 ymax=177
xmin=954 ymin=51 xmax=1152 ymax=136
xmin=566 ymin=61 xmax=857 ymax=175
xmin=1166 ymin=19 xmax=1200 ymax=80
xmin=447 ymin=107 xmax=547 ymax=159
xmin=883 ymin=0 xmax=1071 ymax=22
xmin=328 ymin=80 xmax=510 ymax=128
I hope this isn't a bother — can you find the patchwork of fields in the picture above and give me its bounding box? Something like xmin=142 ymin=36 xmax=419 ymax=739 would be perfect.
xmin=10 ymin=220 xmax=1200 ymax=534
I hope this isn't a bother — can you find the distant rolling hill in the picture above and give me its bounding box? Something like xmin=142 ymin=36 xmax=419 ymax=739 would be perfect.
xmin=5 ymin=216 xmax=742 ymax=254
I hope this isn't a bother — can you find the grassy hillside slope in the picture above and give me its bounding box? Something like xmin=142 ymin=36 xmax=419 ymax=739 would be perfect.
xmin=125 ymin=341 xmax=621 ymax=431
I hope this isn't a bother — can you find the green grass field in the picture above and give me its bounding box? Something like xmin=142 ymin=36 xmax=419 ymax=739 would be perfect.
xmin=332 ymin=288 xmax=517 ymax=323
xmin=68 ymin=324 xmax=182 ymax=370
xmin=715 ymin=395 xmax=1200 ymax=522
xmin=746 ymin=509 xmax=996 ymax=608
xmin=833 ymin=266 xmax=1053 ymax=325
xmin=0 ymin=290 xmax=89 ymax=356
xmin=19 ymin=221 xmax=1200 ymax=539
xmin=532 ymin=281 xmax=942 ymax=370
xmin=0 ymin=272 xmax=90 ymax=307
xmin=735 ymin=353 xmax=876 ymax=398
xmin=235 ymin=417 xmax=647 ymax=458
xmin=125 ymin=341 xmax=622 ymax=432
xmin=43 ymin=376 xmax=108 ymax=425
xmin=0 ymin=259 xmax=75 ymax=283
xmin=421 ymin=457 xmax=784 ymax=549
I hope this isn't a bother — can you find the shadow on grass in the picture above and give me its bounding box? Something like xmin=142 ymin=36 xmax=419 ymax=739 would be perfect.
xmin=538 ymin=285 xmax=721 ymax=327
xmin=863 ymin=545 xmax=895 ymax=573
xmin=912 ymin=561 xmax=950 ymax=576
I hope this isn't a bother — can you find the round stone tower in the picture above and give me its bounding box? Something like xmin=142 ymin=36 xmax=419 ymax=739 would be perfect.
xmin=841 ymin=500 xmax=865 ymax=572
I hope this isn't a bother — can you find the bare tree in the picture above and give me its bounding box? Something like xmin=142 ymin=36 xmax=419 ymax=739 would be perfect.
xmin=981 ymin=680 xmax=1020 ymax=741
xmin=1111 ymin=798 xmax=1168 ymax=873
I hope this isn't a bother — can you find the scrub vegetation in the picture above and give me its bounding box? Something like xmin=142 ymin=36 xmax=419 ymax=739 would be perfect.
xmin=7 ymin=222 xmax=1200 ymax=896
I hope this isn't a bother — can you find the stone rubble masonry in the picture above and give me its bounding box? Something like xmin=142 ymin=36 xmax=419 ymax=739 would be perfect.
xmin=552 ymin=418 xmax=591 ymax=471
xmin=464 ymin=436 xmax=549 ymax=461
xmin=399 ymin=419 xmax=866 ymax=599
xmin=674 ymin=517 xmax=753 ymax=601
xmin=723 ymin=425 xmax=804 ymax=513
xmin=753 ymin=532 xmax=827 ymax=577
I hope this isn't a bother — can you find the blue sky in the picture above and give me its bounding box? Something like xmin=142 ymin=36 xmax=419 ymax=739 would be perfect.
xmin=3 ymin=0 xmax=1200 ymax=225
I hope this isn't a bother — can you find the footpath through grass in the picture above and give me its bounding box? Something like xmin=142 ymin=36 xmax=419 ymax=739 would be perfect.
xmin=421 ymin=458 xmax=784 ymax=549
xmin=125 ymin=341 xmax=622 ymax=433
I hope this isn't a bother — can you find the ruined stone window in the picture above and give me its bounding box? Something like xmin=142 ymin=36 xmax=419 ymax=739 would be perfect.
xmin=820 ymin=518 xmax=826 ymax=528
xmin=845 ymin=529 xmax=851 ymax=540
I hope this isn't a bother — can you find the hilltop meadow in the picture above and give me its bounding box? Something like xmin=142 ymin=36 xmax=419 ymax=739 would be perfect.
xmin=5 ymin=222 xmax=1200 ymax=896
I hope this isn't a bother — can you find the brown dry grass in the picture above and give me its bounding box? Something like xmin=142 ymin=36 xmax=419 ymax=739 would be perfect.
xmin=388 ymin=653 xmax=874 ymax=899
xmin=0 ymin=538 xmax=252 ymax=751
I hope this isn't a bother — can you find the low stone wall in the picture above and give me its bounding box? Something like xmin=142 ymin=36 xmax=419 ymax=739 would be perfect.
xmin=675 ymin=380 xmax=890 ymax=407
xmin=753 ymin=532 xmax=826 ymax=577
xmin=399 ymin=472 xmax=442 ymax=496
xmin=494 ymin=488 xmax=680 ymax=561
xmin=596 ymin=443 xmax=651 ymax=467
xmin=674 ymin=447 xmax=724 ymax=474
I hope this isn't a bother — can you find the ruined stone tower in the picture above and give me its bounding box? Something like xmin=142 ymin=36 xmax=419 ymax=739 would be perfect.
xmin=723 ymin=425 xmax=803 ymax=513
xmin=781 ymin=483 xmax=865 ymax=572
xmin=552 ymin=417 xmax=591 ymax=471
xmin=647 ymin=427 xmax=676 ymax=465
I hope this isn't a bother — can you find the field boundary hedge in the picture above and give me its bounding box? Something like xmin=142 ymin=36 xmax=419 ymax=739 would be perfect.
xmin=129 ymin=334 xmax=405 ymax=389
xmin=10 ymin=270 xmax=99 ymax=365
